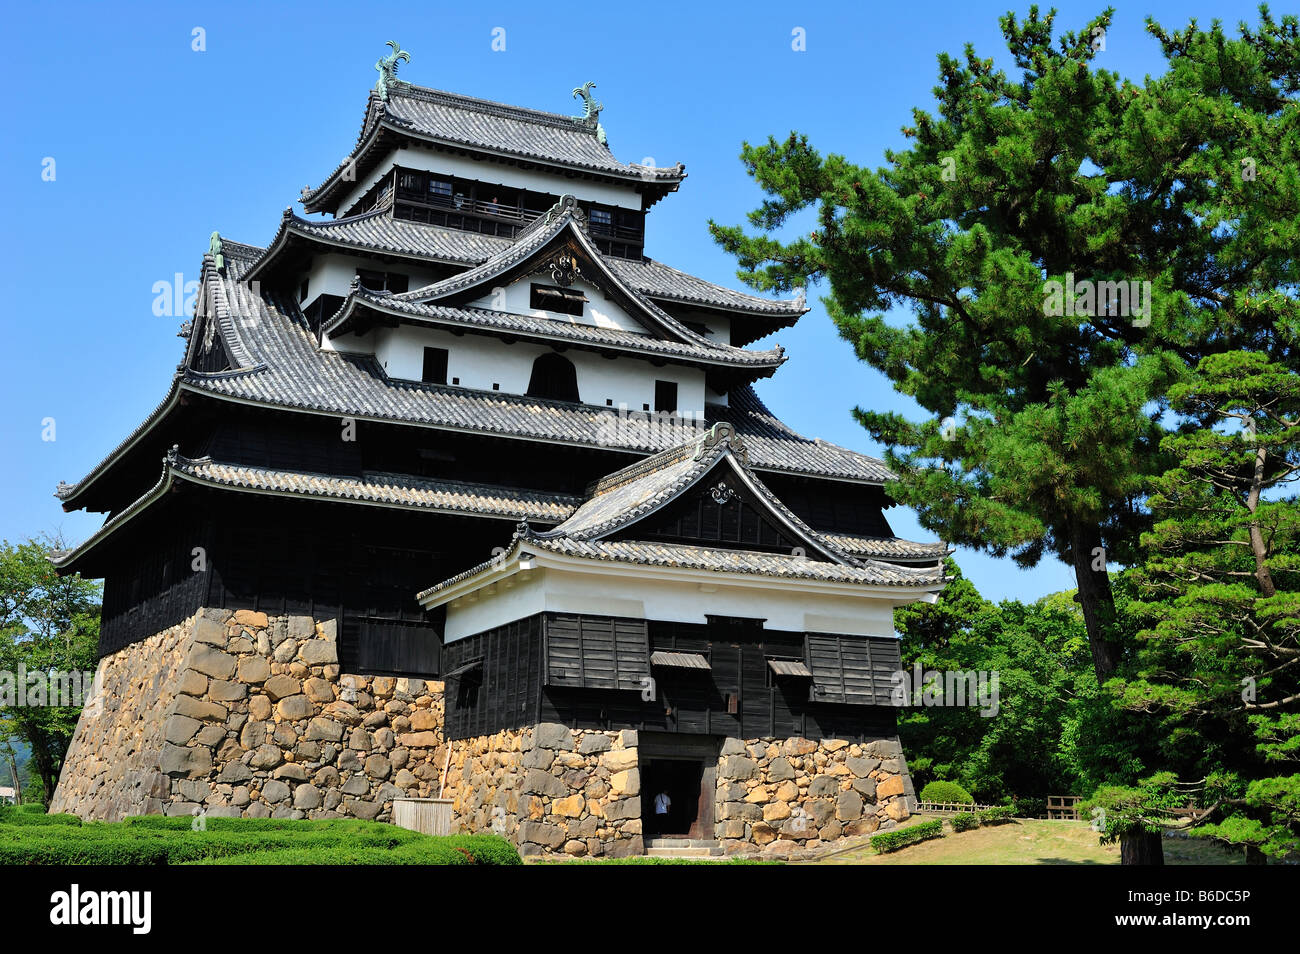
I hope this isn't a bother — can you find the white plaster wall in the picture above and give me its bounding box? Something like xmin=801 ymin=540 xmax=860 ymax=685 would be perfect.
xmin=466 ymin=278 xmax=651 ymax=336
xmin=343 ymin=323 xmax=706 ymax=416
xmin=338 ymin=146 xmax=644 ymax=216
xmin=301 ymin=252 xmax=440 ymax=314
xmin=443 ymin=565 xmax=909 ymax=642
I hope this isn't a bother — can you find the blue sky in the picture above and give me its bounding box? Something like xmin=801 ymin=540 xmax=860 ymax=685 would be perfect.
xmin=0 ymin=0 xmax=1267 ymax=604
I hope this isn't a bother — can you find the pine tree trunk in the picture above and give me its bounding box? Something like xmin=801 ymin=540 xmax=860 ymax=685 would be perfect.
xmin=1069 ymin=520 xmax=1122 ymax=680
xmin=1121 ymin=831 xmax=1164 ymax=865
xmin=1245 ymin=845 xmax=1267 ymax=864
xmin=4 ymin=752 xmax=19 ymax=805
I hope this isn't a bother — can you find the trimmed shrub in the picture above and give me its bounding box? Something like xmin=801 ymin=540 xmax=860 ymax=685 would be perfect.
xmin=1012 ymin=797 xmax=1047 ymax=818
xmin=16 ymin=803 xmax=48 ymax=814
xmin=919 ymin=781 xmax=974 ymax=804
xmin=0 ymin=817 xmax=521 ymax=866
xmin=0 ymin=812 xmax=82 ymax=827
xmin=978 ymin=807 xmax=1016 ymax=825
xmin=870 ymin=819 xmax=944 ymax=853
xmin=949 ymin=812 xmax=980 ymax=832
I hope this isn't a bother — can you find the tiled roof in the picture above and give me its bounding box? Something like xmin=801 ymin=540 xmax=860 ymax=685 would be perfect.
xmin=418 ymin=534 xmax=945 ymax=601
xmin=345 ymin=294 xmax=785 ymax=368
xmin=51 ymin=452 xmax=582 ymax=570
xmin=303 ymin=83 xmax=686 ymax=211
xmin=823 ymin=533 xmax=949 ymax=561
xmin=526 ymin=538 xmax=946 ymax=586
xmin=58 ymin=259 xmax=889 ymax=506
xmin=171 ymin=457 xmax=581 ymax=522
xmin=250 ymin=208 xmax=804 ymax=319
xmin=540 ymin=422 xmax=856 ymax=566
xmin=709 ymin=387 xmax=895 ymax=483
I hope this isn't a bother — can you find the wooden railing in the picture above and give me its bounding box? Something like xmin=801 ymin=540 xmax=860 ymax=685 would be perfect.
xmin=1047 ymin=795 xmax=1083 ymax=820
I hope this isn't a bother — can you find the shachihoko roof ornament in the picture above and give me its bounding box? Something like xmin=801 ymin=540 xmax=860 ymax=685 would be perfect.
xmin=208 ymin=231 xmax=224 ymax=273
xmin=374 ymin=41 xmax=410 ymax=102
xmin=571 ymin=82 xmax=607 ymax=146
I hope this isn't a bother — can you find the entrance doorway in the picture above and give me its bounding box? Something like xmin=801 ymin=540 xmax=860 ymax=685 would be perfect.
xmin=642 ymin=758 xmax=705 ymax=837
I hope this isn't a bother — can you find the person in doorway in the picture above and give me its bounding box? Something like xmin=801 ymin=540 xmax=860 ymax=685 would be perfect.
xmin=653 ymin=789 xmax=671 ymax=835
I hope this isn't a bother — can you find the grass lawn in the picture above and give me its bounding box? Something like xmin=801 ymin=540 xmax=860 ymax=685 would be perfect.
xmin=812 ymin=816 xmax=1247 ymax=865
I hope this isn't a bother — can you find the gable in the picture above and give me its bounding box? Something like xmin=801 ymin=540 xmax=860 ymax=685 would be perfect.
xmin=607 ymin=468 xmax=827 ymax=558
xmin=465 ymin=275 xmax=656 ymax=337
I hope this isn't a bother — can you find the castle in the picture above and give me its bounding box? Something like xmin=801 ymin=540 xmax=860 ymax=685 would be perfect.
xmin=50 ymin=47 xmax=946 ymax=857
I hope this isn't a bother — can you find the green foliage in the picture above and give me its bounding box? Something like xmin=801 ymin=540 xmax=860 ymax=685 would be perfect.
xmin=0 ymin=815 xmax=521 ymax=865
xmin=0 ymin=535 xmax=101 ymax=806
xmin=977 ymin=807 xmax=1016 ymax=825
xmin=949 ymin=812 xmax=981 ymax=832
xmin=1013 ymin=797 xmax=1047 ymax=818
xmin=871 ymin=819 xmax=944 ymax=853
xmin=1115 ymin=346 xmax=1300 ymax=856
xmin=894 ymin=560 xmax=1143 ymax=802
xmin=919 ymin=780 xmax=974 ymax=804
xmin=0 ymin=811 xmax=80 ymax=826
xmin=1083 ymin=773 xmax=1190 ymax=844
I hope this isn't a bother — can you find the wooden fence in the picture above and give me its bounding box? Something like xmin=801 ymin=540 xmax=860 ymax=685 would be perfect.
xmin=1047 ymin=795 xmax=1083 ymax=820
xmin=391 ymin=797 xmax=453 ymax=836
xmin=916 ymin=801 xmax=1001 ymax=815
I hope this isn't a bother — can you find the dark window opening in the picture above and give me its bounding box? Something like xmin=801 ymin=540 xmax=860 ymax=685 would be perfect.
xmin=589 ymin=208 xmax=613 ymax=233
xmin=299 ymin=279 xmax=309 ymax=302
xmin=526 ymin=353 xmax=581 ymax=403
xmin=456 ymin=671 xmax=481 ymax=709
xmin=530 ymin=283 xmax=586 ymax=317
xmin=654 ymin=380 xmax=678 ymax=414
xmin=356 ymin=269 xmax=409 ymax=294
xmin=422 ymin=347 xmax=448 ymax=385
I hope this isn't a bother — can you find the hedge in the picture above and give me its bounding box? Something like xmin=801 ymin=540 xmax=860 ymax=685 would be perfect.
xmin=949 ymin=812 xmax=981 ymax=832
xmin=918 ymin=781 xmax=974 ymax=804
xmin=978 ymin=807 xmax=1016 ymax=825
xmin=0 ymin=812 xmax=82 ymax=827
xmin=870 ymin=819 xmax=944 ymax=853
xmin=0 ymin=817 xmax=521 ymax=865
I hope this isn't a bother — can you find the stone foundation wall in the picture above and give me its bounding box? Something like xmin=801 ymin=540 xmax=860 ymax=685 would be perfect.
xmin=443 ymin=724 xmax=644 ymax=858
xmin=53 ymin=609 xmax=446 ymax=822
xmin=714 ymin=736 xmax=914 ymax=857
xmin=53 ymin=609 xmax=914 ymax=859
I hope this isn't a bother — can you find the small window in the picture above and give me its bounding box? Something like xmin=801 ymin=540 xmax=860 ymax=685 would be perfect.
xmin=589 ymin=208 xmax=613 ymax=234
xmin=357 ymin=268 xmax=386 ymax=292
xmin=429 ymin=179 xmax=453 ymax=200
xmin=654 ymin=380 xmax=678 ymax=414
xmin=530 ymin=283 xmax=586 ymax=317
xmin=456 ymin=670 xmax=481 ymax=709
xmin=422 ymin=347 xmax=448 ymax=385
xmin=356 ymin=269 xmax=409 ymax=294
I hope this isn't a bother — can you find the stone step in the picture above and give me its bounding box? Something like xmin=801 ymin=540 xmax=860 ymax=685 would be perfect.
xmin=645 ymin=838 xmax=725 ymax=857
xmin=645 ymin=846 xmax=726 ymax=858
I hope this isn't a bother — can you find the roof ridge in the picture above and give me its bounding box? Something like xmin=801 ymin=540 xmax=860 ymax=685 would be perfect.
xmin=389 ymin=81 xmax=603 ymax=137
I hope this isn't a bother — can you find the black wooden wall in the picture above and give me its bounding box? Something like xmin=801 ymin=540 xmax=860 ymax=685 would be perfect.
xmin=439 ymin=611 xmax=900 ymax=742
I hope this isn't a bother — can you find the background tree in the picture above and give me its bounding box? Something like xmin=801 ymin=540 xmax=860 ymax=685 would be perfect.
xmin=0 ymin=536 xmax=100 ymax=807
xmin=895 ymin=561 xmax=1155 ymax=806
xmin=1115 ymin=350 xmax=1300 ymax=861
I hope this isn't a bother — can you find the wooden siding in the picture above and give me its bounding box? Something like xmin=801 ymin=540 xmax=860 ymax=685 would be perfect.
xmin=543 ymin=614 xmax=648 ymax=690
xmin=806 ymin=633 xmax=901 ymax=705
xmin=442 ymin=611 xmax=903 ymax=743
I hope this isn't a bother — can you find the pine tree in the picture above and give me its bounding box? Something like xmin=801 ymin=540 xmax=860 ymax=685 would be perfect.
xmin=711 ymin=5 xmax=1300 ymax=685
xmin=1117 ymin=351 xmax=1300 ymax=860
